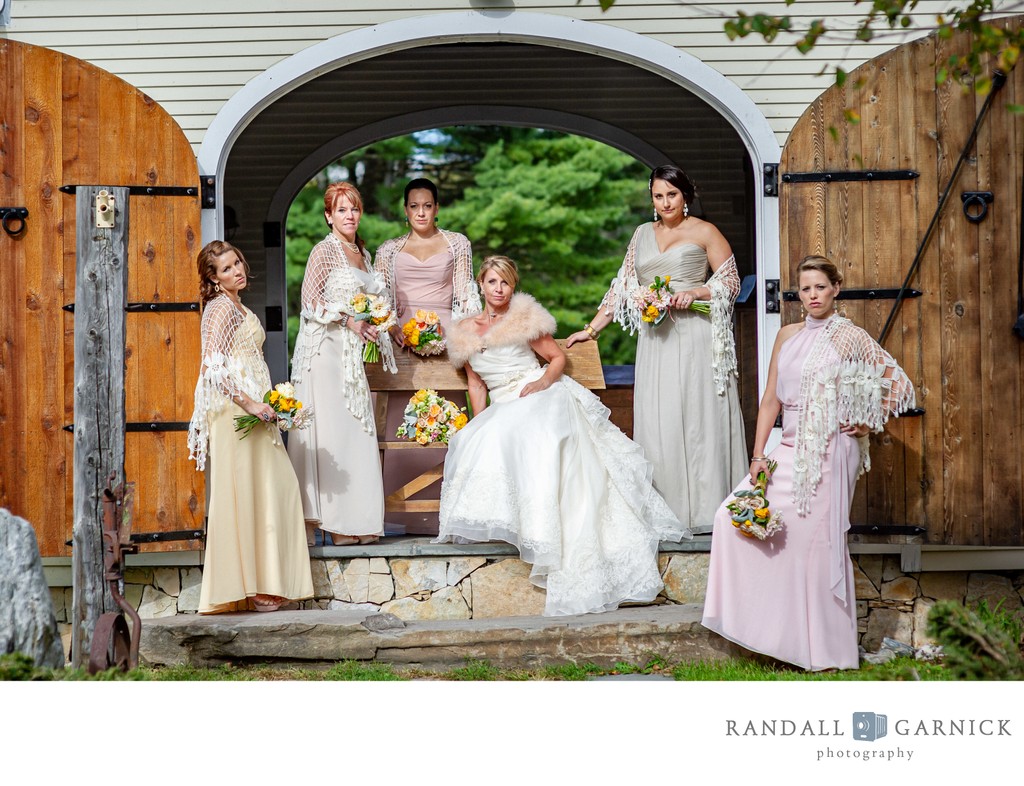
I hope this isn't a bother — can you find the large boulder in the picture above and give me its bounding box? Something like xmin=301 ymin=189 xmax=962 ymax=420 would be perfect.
xmin=0 ymin=509 xmax=65 ymax=668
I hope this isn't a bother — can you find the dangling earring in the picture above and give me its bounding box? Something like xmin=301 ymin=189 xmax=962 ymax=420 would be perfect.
xmin=327 ymin=221 xmax=333 ymax=227
xmin=653 ymin=207 xmax=659 ymax=221
xmin=800 ymin=304 xmax=806 ymax=318
xmin=683 ymin=202 xmax=689 ymax=218
xmin=215 ymin=282 xmax=221 ymax=293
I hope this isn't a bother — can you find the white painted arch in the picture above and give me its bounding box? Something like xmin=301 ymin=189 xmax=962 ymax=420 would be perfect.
xmin=198 ymin=10 xmax=783 ymax=387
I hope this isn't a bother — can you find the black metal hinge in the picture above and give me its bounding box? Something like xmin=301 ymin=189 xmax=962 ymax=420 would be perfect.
xmin=782 ymin=288 xmax=923 ymax=301
xmin=64 ymin=422 xmax=190 ymax=433
xmin=63 ymin=301 xmax=200 ymax=313
xmin=781 ymin=170 xmax=919 ymax=184
xmin=763 ymin=164 xmax=779 ymax=197
xmin=59 ymin=179 xmax=216 ymax=208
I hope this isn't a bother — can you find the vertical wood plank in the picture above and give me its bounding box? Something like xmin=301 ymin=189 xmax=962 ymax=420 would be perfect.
xmin=0 ymin=41 xmax=27 ymax=521
xmin=936 ymin=30 xmax=984 ymax=544
xmin=22 ymin=45 xmax=66 ymax=556
xmin=70 ymin=185 xmax=128 ymax=669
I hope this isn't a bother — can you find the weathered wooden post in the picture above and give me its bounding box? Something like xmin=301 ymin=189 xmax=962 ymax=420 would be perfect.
xmin=70 ymin=186 xmax=129 ymax=670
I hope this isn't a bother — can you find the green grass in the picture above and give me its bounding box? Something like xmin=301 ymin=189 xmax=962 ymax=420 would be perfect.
xmin=0 ymin=651 xmax=955 ymax=681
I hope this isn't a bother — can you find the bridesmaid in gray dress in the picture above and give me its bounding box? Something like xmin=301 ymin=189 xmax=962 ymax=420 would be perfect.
xmin=568 ymin=165 xmax=747 ymax=532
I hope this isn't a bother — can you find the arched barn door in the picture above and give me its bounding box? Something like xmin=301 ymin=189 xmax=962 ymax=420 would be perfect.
xmin=779 ymin=18 xmax=1024 ymax=546
xmin=0 ymin=39 xmax=204 ymax=557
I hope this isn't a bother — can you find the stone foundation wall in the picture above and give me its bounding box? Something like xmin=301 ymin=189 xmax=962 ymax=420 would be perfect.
xmin=49 ymin=553 xmax=1024 ymax=660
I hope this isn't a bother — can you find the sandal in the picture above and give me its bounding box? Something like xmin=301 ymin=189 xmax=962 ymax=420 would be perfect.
xmin=357 ymin=535 xmax=380 ymax=545
xmin=328 ymin=534 xmax=361 ymax=546
xmin=253 ymin=594 xmax=285 ymax=612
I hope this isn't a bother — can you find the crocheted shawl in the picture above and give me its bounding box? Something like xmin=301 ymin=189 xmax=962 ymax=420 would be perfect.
xmin=373 ymin=228 xmax=481 ymax=321
xmin=446 ymin=293 xmax=557 ymax=369
xmin=290 ymin=233 xmax=396 ymax=433
xmin=187 ymin=295 xmax=272 ymax=471
xmin=794 ymin=315 xmax=916 ymax=605
xmin=599 ymin=224 xmax=740 ymax=394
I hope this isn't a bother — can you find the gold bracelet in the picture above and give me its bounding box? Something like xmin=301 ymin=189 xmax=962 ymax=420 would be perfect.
xmin=584 ymin=323 xmax=600 ymax=340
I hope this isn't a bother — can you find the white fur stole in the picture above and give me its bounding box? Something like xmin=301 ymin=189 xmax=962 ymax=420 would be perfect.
xmin=446 ymin=292 xmax=557 ymax=368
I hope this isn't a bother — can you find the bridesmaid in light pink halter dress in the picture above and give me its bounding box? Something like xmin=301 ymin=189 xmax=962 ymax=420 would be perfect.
xmin=374 ymin=178 xmax=481 ymax=534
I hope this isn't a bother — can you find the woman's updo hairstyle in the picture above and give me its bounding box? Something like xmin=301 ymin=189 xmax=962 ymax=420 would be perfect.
xmin=477 ymin=255 xmax=520 ymax=291
xmin=649 ymin=164 xmax=697 ymax=205
xmin=797 ymin=255 xmax=844 ymax=287
xmin=404 ymin=177 xmax=439 ymax=204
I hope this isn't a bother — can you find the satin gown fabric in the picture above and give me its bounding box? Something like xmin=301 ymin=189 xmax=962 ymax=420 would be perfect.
xmin=633 ymin=225 xmax=748 ymax=532
xmin=702 ymin=317 xmax=861 ymax=670
xmin=199 ymin=311 xmax=313 ymax=613
xmin=438 ymin=339 xmax=690 ymax=617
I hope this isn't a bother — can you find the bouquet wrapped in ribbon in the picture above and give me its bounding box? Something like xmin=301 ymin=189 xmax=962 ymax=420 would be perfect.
xmin=234 ymin=382 xmax=314 ymax=438
xmin=401 ymin=309 xmax=446 ymax=356
xmin=396 ymin=388 xmax=468 ymax=445
xmin=726 ymin=459 xmax=783 ymax=540
xmin=351 ymin=292 xmax=397 ymax=363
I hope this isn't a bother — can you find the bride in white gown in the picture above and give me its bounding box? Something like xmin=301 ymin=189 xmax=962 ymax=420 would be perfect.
xmin=437 ymin=255 xmax=691 ymax=616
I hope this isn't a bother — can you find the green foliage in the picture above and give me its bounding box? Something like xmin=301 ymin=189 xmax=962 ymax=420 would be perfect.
xmin=595 ymin=0 xmax=1022 ymax=97
xmin=284 ymin=127 xmax=651 ymax=363
xmin=926 ymin=599 xmax=1024 ymax=680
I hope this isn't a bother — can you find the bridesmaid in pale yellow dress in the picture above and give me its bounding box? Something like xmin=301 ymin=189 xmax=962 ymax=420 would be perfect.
xmin=187 ymin=240 xmax=314 ymax=613
xmin=374 ymin=178 xmax=481 ymax=534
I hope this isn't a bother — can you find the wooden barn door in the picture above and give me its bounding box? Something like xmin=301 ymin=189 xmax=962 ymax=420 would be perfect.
xmin=0 ymin=39 xmax=204 ymax=556
xmin=779 ymin=20 xmax=1024 ymax=546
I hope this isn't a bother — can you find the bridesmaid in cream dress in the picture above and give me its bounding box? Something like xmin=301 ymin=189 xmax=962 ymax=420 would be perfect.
xmin=569 ymin=165 xmax=747 ymax=532
xmin=187 ymin=240 xmax=313 ymax=613
xmin=374 ymin=178 xmax=481 ymax=534
xmin=288 ymin=182 xmax=397 ymax=546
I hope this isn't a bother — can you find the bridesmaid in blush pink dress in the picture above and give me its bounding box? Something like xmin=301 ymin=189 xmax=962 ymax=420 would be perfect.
xmin=374 ymin=178 xmax=481 ymax=534
xmin=702 ymin=256 xmax=914 ymax=670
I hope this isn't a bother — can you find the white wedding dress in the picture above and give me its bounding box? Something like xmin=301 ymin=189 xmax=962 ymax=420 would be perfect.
xmin=437 ymin=338 xmax=691 ymax=617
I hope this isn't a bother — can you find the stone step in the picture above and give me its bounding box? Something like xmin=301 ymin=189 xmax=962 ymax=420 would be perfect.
xmin=140 ymin=603 xmax=746 ymax=671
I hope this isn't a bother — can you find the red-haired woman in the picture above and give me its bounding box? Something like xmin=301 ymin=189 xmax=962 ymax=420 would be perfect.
xmin=287 ymin=182 xmax=396 ymax=546
xmin=187 ymin=240 xmax=313 ymax=613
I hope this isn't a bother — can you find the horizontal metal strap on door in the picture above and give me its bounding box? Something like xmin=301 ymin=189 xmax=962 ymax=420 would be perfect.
xmin=63 ymin=301 xmax=200 ymax=313
xmin=130 ymin=529 xmax=205 ymax=544
xmin=60 ymin=184 xmax=200 ymax=197
xmin=63 ymin=422 xmax=190 ymax=432
xmin=781 ymin=170 xmax=919 ymax=184
xmin=849 ymin=525 xmax=926 ymax=536
xmin=782 ymin=288 xmax=922 ymax=301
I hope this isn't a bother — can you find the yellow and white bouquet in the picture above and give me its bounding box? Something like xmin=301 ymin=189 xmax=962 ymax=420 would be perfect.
xmin=234 ymin=382 xmax=314 ymax=438
xmin=401 ymin=309 xmax=446 ymax=356
xmin=351 ymin=292 xmax=397 ymax=363
xmin=726 ymin=459 xmax=783 ymax=540
xmin=396 ymin=388 xmax=468 ymax=445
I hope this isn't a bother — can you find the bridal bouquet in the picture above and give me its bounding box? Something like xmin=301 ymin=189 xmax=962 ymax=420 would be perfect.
xmin=401 ymin=310 xmax=446 ymax=356
xmin=234 ymin=382 xmax=314 ymax=438
xmin=726 ymin=459 xmax=783 ymax=540
xmin=351 ymin=292 xmax=397 ymax=363
xmin=396 ymin=388 xmax=468 ymax=445
xmin=639 ymin=275 xmax=674 ymax=326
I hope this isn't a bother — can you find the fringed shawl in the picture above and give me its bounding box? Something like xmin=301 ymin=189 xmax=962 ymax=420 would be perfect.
xmin=794 ymin=315 xmax=916 ymax=604
xmin=291 ymin=234 xmax=396 ymax=433
xmin=373 ymin=228 xmax=481 ymax=321
xmin=600 ymin=224 xmax=740 ymax=394
xmin=187 ymin=296 xmax=272 ymax=471
xmin=446 ymin=293 xmax=557 ymax=369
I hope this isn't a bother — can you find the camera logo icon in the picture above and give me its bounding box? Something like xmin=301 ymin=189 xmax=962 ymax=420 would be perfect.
xmin=852 ymin=712 xmax=888 ymax=741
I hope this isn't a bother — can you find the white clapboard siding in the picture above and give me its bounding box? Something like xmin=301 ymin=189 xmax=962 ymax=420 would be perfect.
xmin=3 ymin=0 xmax=960 ymax=148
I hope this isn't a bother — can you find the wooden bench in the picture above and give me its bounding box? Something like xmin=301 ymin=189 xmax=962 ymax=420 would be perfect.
xmin=364 ymin=339 xmax=605 ymax=515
